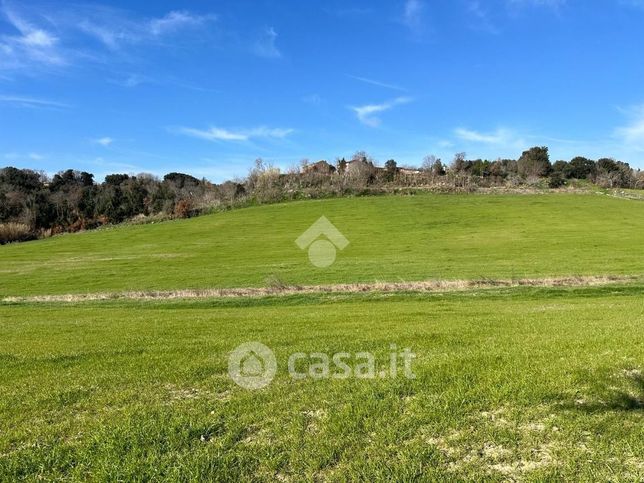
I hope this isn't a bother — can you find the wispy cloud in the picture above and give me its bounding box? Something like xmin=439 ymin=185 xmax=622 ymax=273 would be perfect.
xmin=347 ymin=75 xmax=407 ymax=92
xmin=455 ymin=128 xmax=507 ymax=143
xmin=110 ymin=73 xmax=148 ymax=88
xmin=302 ymin=94 xmax=323 ymax=105
xmin=253 ymin=26 xmax=281 ymax=58
xmin=401 ymin=0 xmax=426 ymax=36
xmin=2 ymin=6 xmax=55 ymax=46
xmin=614 ymin=105 xmax=644 ymax=152
xmin=0 ymin=94 xmax=69 ymax=108
xmin=78 ymin=9 xmax=216 ymax=50
xmin=507 ymin=0 xmax=567 ymax=11
xmin=3 ymin=151 xmax=45 ymax=161
xmin=108 ymin=73 xmax=218 ymax=94
xmin=326 ymin=7 xmax=373 ymax=17
xmin=454 ymin=127 xmax=526 ymax=149
xmin=148 ymin=10 xmax=213 ymax=36
xmin=0 ymin=3 xmax=66 ymax=70
xmin=350 ymin=97 xmax=412 ymax=127
xmin=177 ymin=126 xmax=294 ymax=142
xmin=0 ymin=3 xmax=217 ymax=73
xmin=467 ymin=1 xmax=499 ymax=34
xmin=620 ymin=0 xmax=644 ymax=9
xmin=94 ymin=137 xmax=114 ymax=146
xmin=91 ymin=157 xmax=140 ymax=173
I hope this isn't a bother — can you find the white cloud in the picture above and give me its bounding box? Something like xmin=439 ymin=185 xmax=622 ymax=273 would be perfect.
xmin=148 ymin=10 xmax=213 ymax=36
xmin=78 ymin=9 xmax=216 ymax=50
xmin=350 ymin=97 xmax=412 ymax=127
xmin=3 ymin=151 xmax=45 ymax=161
xmin=2 ymin=6 xmax=58 ymax=47
xmin=248 ymin=126 xmax=294 ymax=138
xmin=455 ymin=128 xmax=508 ymax=143
xmin=180 ymin=127 xmax=247 ymax=141
xmin=614 ymin=105 xmax=644 ymax=152
xmin=0 ymin=3 xmax=216 ymax=73
xmin=114 ymin=74 xmax=148 ymax=88
xmin=454 ymin=127 xmax=527 ymax=150
xmin=0 ymin=95 xmax=69 ymax=108
xmin=94 ymin=137 xmax=114 ymax=146
xmin=402 ymin=0 xmax=425 ymax=34
xmin=253 ymin=27 xmax=281 ymax=58
xmin=77 ymin=20 xmax=126 ymax=50
xmin=347 ymin=75 xmax=407 ymax=92
xmin=177 ymin=126 xmax=294 ymax=142
xmin=20 ymin=29 xmax=57 ymax=48
xmin=0 ymin=4 xmax=66 ymax=70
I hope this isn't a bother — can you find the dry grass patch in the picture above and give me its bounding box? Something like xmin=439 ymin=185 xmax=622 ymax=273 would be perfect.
xmin=1 ymin=275 xmax=635 ymax=303
xmin=0 ymin=222 xmax=33 ymax=244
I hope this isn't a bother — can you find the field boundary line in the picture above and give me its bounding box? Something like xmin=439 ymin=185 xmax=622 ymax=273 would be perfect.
xmin=1 ymin=275 xmax=637 ymax=303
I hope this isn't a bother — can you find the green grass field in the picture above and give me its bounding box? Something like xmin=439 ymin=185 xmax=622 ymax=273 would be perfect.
xmin=1 ymin=192 xmax=643 ymax=480
xmin=1 ymin=287 xmax=643 ymax=480
xmin=1 ymin=193 xmax=643 ymax=296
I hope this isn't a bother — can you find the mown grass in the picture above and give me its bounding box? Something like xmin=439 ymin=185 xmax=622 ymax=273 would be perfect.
xmin=0 ymin=192 xmax=643 ymax=296
xmin=0 ymin=285 xmax=642 ymax=481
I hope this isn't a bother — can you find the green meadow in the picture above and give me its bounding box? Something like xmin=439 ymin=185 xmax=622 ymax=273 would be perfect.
xmin=1 ymin=287 xmax=643 ymax=480
xmin=0 ymin=192 xmax=643 ymax=480
xmin=1 ymin=193 xmax=643 ymax=296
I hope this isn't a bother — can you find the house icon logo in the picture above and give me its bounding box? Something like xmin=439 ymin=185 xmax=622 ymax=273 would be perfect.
xmin=228 ymin=342 xmax=277 ymax=390
xmin=295 ymin=216 xmax=349 ymax=268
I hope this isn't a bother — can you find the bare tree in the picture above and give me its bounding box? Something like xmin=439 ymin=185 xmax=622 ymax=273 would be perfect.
xmin=422 ymin=155 xmax=438 ymax=172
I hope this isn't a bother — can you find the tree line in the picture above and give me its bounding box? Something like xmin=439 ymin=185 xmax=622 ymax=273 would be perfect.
xmin=1 ymin=146 xmax=642 ymax=243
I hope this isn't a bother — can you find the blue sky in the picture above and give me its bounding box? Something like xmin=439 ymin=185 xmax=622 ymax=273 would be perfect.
xmin=1 ymin=0 xmax=644 ymax=182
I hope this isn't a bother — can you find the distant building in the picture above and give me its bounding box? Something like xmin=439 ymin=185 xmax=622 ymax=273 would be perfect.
xmin=302 ymin=160 xmax=336 ymax=175
xmin=398 ymin=168 xmax=422 ymax=176
xmin=345 ymin=158 xmax=375 ymax=175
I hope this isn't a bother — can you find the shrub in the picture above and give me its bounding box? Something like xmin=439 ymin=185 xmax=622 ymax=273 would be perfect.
xmin=568 ymin=157 xmax=596 ymax=179
xmin=549 ymin=172 xmax=566 ymax=188
xmin=173 ymin=199 xmax=194 ymax=219
xmin=518 ymin=146 xmax=551 ymax=178
xmin=0 ymin=223 xmax=34 ymax=244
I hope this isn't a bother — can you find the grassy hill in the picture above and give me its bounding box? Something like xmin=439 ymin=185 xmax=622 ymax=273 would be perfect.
xmin=1 ymin=192 xmax=643 ymax=296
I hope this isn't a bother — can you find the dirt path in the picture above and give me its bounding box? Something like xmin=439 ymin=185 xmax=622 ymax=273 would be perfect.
xmin=1 ymin=275 xmax=636 ymax=303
